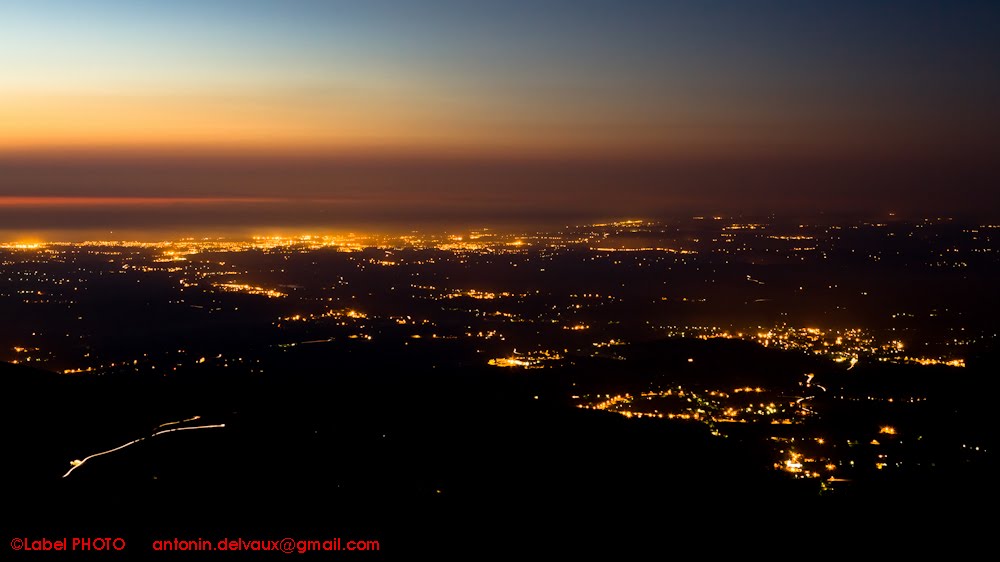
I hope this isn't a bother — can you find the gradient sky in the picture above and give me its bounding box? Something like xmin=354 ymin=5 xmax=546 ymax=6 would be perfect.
xmin=2 ymin=0 xmax=999 ymax=235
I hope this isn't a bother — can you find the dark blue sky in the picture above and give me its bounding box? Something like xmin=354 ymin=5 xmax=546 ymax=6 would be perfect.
xmin=1 ymin=0 xmax=998 ymax=233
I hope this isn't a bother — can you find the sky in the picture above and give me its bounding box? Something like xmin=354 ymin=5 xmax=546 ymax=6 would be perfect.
xmin=1 ymin=0 xmax=998 ymax=236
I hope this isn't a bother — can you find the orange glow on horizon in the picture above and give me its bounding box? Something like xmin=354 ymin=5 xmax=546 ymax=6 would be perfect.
xmin=0 ymin=92 xmax=691 ymax=159
xmin=0 ymin=196 xmax=286 ymax=207
xmin=0 ymin=92 xmax=895 ymax=161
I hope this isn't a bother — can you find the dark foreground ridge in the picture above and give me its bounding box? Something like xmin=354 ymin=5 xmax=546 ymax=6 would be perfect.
xmin=2 ymin=338 xmax=994 ymax=557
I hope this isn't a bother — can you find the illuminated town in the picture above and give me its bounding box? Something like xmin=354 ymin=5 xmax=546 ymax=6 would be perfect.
xmin=1 ymin=216 xmax=993 ymax=497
